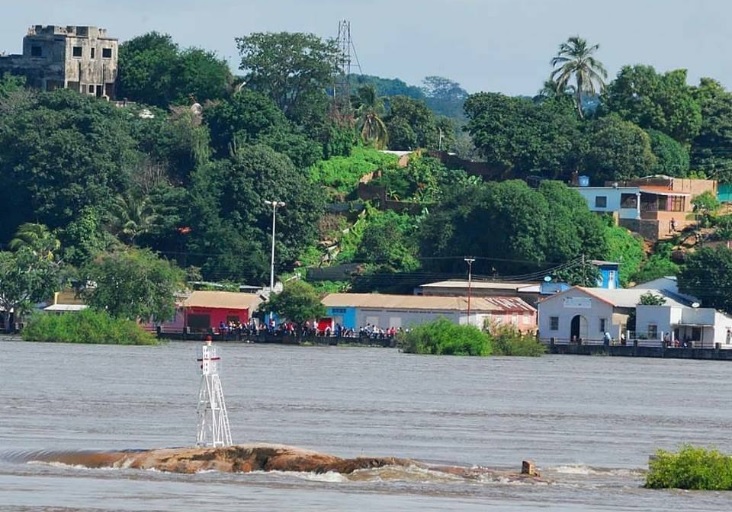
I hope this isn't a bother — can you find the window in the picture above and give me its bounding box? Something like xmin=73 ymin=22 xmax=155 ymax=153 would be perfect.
xmin=669 ymin=196 xmax=685 ymax=212
xmin=648 ymin=324 xmax=658 ymax=339
xmin=620 ymin=193 xmax=637 ymax=208
xmin=90 ymin=47 xmax=96 ymax=59
xmin=550 ymin=316 xmax=559 ymax=331
xmin=599 ymin=318 xmax=606 ymax=333
xmin=72 ymin=46 xmax=82 ymax=57
xmin=102 ymin=47 xmax=112 ymax=58
xmin=31 ymin=45 xmax=42 ymax=57
xmin=88 ymin=84 xmax=94 ymax=93
xmin=512 ymin=313 xmax=519 ymax=326
xmin=595 ymin=196 xmax=608 ymax=208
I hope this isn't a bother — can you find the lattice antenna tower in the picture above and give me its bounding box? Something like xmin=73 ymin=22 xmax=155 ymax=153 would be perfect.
xmin=332 ymin=19 xmax=362 ymax=117
xmin=196 ymin=338 xmax=233 ymax=447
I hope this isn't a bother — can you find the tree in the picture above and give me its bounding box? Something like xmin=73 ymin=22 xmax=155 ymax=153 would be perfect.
xmin=691 ymin=78 xmax=732 ymax=181
xmin=550 ymin=36 xmax=608 ymax=119
xmin=604 ymin=225 xmax=646 ymax=286
xmin=83 ymin=248 xmax=184 ymax=321
xmin=421 ymin=76 xmax=469 ymax=121
xmin=639 ymin=291 xmax=667 ymax=305
xmin=582 ymin=116 xmax=656 ymax=183
xmin=107 ymin=192 xmax=159 ymax=246
xmin=258 ymin=280 xmax=325 ymax=332
xmin=118 ymin=32 xmax=232 ymax=108
xmin=385 ymin=96 xmax=450 ymax=151
xmin=418 ymin=180 xmax=606 ymax=276
xmin=464 ymin=92 xmax=582 ymax=180
xmin=648 ymin=129 xmax=690 ymax=177
xmin=352 ymin=85 xmax=388 ymax=149
xmin=0 ymin=247 xmax=61 ymax=331
xmin=0 ymin=89 xmax=138 ymax=241
xmin=602 ymin=66 xmax=701 ymax=144
xmin=235 ymin=32 xmax=339 ymax=125
xmin=354 ymin=211 xmax=419 ymax=272
xmin=678 ymin=247 xmax=732 ymax=313
xmin=9 ymin=223 xmax=61 ymax=261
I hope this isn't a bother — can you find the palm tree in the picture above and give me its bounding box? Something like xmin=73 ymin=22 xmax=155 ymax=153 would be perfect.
xmin=107 ymin=193 xmax=159 ymax=246
xmin=352 ymin=85 xmax=388 ymax=149
xmin=9 ymin=223 xmax=61 ymax=261
xmin=550 ymin=36 xmax=608 ymax=118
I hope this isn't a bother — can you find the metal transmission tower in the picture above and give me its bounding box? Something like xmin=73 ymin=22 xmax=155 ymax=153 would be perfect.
xmin=196 ymin=338 xmax=233 ymax=447
xmin=332 ymin=20 xmax=362 ymax=119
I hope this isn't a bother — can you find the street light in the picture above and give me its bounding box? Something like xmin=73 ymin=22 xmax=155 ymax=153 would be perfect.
xmin=264 ymin=200 xmax=286 ymax=294
xmin=464 ymin=257 xmax=475 ymax=326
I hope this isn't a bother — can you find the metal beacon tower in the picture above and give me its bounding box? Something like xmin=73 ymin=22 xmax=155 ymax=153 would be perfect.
xmin=196 ymin=338 xmax=233 ymax=447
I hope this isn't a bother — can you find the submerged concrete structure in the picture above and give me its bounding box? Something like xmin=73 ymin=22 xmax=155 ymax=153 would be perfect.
xmin=0 ymin=25 xmax=118 ymax=98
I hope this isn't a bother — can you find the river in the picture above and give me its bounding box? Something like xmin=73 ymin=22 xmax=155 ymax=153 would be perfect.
xmin=1 ymin=340 xmax=730 ymax=511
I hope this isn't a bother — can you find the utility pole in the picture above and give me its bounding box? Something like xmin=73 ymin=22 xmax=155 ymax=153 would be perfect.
xmin=464 ymin=257 xmax=475 ymax=326
xmin=264 ymin=200 xmax=285 ymax=327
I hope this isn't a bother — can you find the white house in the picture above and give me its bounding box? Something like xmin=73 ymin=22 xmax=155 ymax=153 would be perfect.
xmin=574 ymin=185 xmax=641 ymax=220
xmin=537 ymin=286 xmax=688 ymax=344
xmin=635 ymin=304 xmax=732 ymax=349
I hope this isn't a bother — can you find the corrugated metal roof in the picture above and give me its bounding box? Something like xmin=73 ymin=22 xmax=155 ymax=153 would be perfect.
xmin=576 ymin=287 xmax=688 ymax=308
xmin=183 ymin=291 xmax=261 ymax=310
xmin=419 ymin=280 xmax=539 ymax=291
xmin=322 ymin=293 xmax=535 ymax=313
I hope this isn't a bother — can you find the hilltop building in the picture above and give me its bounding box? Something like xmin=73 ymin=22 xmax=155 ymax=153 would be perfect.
xmin=0 ymin=25 xmax=118 ymax=99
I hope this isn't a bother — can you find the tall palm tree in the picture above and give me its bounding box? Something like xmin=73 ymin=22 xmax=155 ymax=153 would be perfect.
xmin=550 ymin=36 xmax=608 ymax=119
xmin=107 ymin=193 xmax=159 ymax=246
xmin=9 ymin=223 xmax=61 ymax=261
xmin=352 ymin=85 xmax=388 ymax=149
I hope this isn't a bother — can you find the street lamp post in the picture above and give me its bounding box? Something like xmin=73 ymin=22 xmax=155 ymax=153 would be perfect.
xmin=464 ymin=257 xmax=475 ymax=326
xmin=265 ymin=200 xmax=285 ymax=326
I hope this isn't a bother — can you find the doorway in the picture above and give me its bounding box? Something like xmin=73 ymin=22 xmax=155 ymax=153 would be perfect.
xmin=571 ymin=315 xmax=589 ymax=342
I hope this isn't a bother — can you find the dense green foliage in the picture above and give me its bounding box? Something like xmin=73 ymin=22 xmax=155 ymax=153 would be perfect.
xmin=0 ymin=247 xmax=61 ymax=331
xmin=118 ymin=32 xmax=233 ymax=107
xmin=678 ymin=247 xmax=732 ymax=313
xmin=418 ymin=180 xmax=606 ymax=275
xmin=22 ymin=309 xmax=158 ymax=345
xmin=398 ymin=318 xmax=492 ymax=356
xmin=490 ymin=326 xmax=546 ymax=356
xmin=259 ymin=280 xmax=326 ymax=329
xmin=83 ymin=248 xmax=185 ymax=321
xmin=645 ymin=445 xmax=732 ymax=490
xmin=2 ymin=27 xmax=730 ymax=301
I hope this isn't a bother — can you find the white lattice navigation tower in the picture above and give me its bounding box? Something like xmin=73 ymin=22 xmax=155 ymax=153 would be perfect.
xmin=196 ymin=339 xmax=233 ymax=447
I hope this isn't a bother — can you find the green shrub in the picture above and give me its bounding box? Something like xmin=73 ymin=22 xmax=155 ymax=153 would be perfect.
xmin=645 ymin=445 xmax=732 ymax=490
xmin=309 ymin=147 xmax=399 ymax=197
xmin=22 ymin=309 xmax=158 ymax=345
xmin=397 ymin=318 xmax=492 ymax=356
xmin=490 ymin=326 xmax=546 ymax=357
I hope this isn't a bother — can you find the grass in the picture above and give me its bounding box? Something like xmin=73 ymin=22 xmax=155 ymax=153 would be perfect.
xmin=22 ymin=309 xmax=159 ymax=345
xmin=645 ymin=445 xmax=732 ymax=490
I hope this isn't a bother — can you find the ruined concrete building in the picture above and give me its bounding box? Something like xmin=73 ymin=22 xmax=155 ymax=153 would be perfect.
xmin=0 ymin=25 xmax=118 ymax=99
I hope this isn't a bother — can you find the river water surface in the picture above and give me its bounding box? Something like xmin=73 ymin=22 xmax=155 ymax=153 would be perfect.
xmin=1 ymin=340 xmax=731 ymax=511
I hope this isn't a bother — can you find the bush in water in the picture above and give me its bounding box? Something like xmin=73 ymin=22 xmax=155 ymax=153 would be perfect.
xmin=22 ymin=309 xmax=158 ymax=345
xmin=397 ymin=318 xmax=492 ymax=356
xmin=490 ymin=326 xmax=546 ymax=357
xmin=645 ymin=445 xmax=732 ymax=490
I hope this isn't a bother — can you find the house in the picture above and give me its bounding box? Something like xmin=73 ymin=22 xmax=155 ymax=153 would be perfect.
xmin=575 ymin=175 xmax=717 ymax=241
xmin=177 ymin=291 xmax=261 ymax=333
xmin=537 ymin=286 xmax=689 ymax=344
xmin=321 ymin=293 xmax=537 ymax=332
xmin=0 ymin=25 xmax=118 ymax=98
xmin=43 ymin=289 xmax=87 ymax=314
xmin=634 ymin=304 xmax=732 ymax=349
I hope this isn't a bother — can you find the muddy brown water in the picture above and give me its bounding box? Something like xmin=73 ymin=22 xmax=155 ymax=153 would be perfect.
xmin=1 ymin=340 xmax=730 ymax=511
